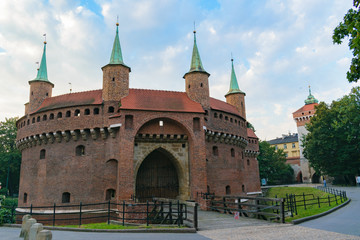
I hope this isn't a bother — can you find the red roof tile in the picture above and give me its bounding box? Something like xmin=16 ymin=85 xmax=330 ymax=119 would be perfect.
xmin=293 ymin=103 xmax=318 ymax=114
xmin=209 ymin=98 xmax=240 ymax=116
xmin=33 ymin=90 xmax=103 ymax=113
xmin=119 ymin=89 xmax=204 ymax=113
xmin=247 ymin=128 xmax=258 ymax=139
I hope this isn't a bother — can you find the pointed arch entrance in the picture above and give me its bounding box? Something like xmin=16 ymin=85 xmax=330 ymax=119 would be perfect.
xmin=136 ymin=148 xmax=179 ymax=201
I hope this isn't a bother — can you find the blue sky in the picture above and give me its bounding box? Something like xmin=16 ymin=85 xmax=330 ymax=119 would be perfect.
xmin=0 ymin=0 xmax=358 ymax=140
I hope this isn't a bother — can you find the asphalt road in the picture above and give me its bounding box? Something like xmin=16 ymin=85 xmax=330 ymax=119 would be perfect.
xmin=300 ymin=186 xmax=360 ymax=236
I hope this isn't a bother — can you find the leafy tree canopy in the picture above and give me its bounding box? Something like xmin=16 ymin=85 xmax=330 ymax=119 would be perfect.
xmin=303 ymin=87 xmax=360 ymax=184
xmin=0 ymin=117 xmax=21 ymax=196
xmin=333 ymin=0 xmax=360 ymax=82
xmin=257 ymin=141 xmax=294 ymax=185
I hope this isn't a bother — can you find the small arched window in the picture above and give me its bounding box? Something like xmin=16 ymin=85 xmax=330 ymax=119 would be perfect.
xmin=219 ymin=114 xmax=223 ymax=119
xmin=226 ymin=185 xmax=231 ymax=195
xmin=43 ymin=115 xmax=47 ymax=121
xmin=84 ymin=109 xmax=90 ymax=115
xmin=108 ymin=106 xmax=115 ymax=113
xmin=225 ymin=116 xmax=228 ymax=121
xmin=205 ymin=110 xmax=208 ymax=116
xmin=57 ymin=112 xmax=62 ymax=119
xmin=76 ymin=145 xmax=85 ymax=156
xmin=242 ymin=185 xmax=245 ymax=192
xmin=32 ymin=118 xmax=35 ymax=123
xmin=62 ymin=192 xmax=71 ymax=203
xmin=23 ymin=193 xmax=28 ymax=203
xmin=49 ymin=113 xmax=54 ymax=120
xmin=37 ymin=116 xmax=40 ymax=122
xmin=94 ymin=108 xmax=100 ymax=115
xmin=207 ymin=185 xmax=210 ymax=193
xmin=247 ymin=159 xmax=250 ymax=166
xmin=214 ymin=113 xmax=218 ymax=118
xmin=105 ymin=189 xmax=116 ymax=201
xmin=74 ymin=109 xmax=80 ymax=116
xmin=27 ymin=119 xmax=30 ymax=125
xmin=212 ymin=146 xmax=218 ymax=156
xmin=193 ymin=117 xmax=200 ymax=131
xmin=65 ymin=111 xmax=71 ymax=117
xmin=231 ymin=148 xmax=235 ymax=157
xmin=40 ymin=149 xmax=46 ymax=159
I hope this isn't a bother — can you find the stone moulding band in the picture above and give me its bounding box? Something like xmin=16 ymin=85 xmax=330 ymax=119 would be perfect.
xmin=135 ymin=133 xmax=188 ymax=143
xmin=204 ymin=129 xmax=248 ymax=148
xmin=16 ymin=126 xmax=118 ymax=151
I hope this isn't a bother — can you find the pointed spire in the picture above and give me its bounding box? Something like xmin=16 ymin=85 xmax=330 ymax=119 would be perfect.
xmin=225 ymin=58 xmax=245 ymax=96
xmin=29 ymin=39 xmax=53 ymax=86
xmin=187 ymin=30 xmax=207 ymax=74
xmin=109 ymin=22 xmax=124 ymax=65
xmin=32 ymin=41 xmax=49 ymax=82
xmin=305 ymin=85 xmax=319 ymax=105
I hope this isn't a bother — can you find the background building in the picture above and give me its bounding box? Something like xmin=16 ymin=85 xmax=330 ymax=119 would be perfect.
xmin=292 ymin=88 xmax=320 ymax=183
xmin=267 ymin=133 xmax=302 ymax=182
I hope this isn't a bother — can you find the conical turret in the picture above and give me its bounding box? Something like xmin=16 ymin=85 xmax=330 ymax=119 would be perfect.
xmin=102 ymin=22 xmax=131 ymax=102
xmin=27 ymin=40 xmax=54 ymax=114
xmin=183 ymin=30 xmax=210 ymax=108
xmin=225 ymin=58 xmax=246 ymax=119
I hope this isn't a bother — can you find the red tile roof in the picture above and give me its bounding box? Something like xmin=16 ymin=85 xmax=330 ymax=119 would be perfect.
xmin=119 ymin=89 xmax=204 ymax=113
xmin=209 ymin=98 xmax=240 ymax=116
xmin=293 ymin=103 xmax=318 ymax=114
xmin=247 ymin=128 xmax=258 ymax=139
xmin=33 ymin=90 xmax=103 ymax=113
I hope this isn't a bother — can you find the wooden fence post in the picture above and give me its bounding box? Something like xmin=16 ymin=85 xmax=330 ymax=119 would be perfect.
xmin=303 ymin=193 xmax=306 ymax=210
xmin=53 ymin=203 xmax=56 ymax=226
xmin=107 ymin=200 xmax=111 ymax=224
xmin=122 ymin=200 xmax=125 ymax=226
xmin=30 ymin=204 xmax=33 ymax=216
xmin=177 ymin=200 xmax=180 ymax=227
xmin=328 ymin=195 xmax=331 ymax=206
xmin=280 ymin=199 xmax=285 ymax=223
xmin=194 ymin=203 xmax=198 ymax=231
xmin=146 ymin=200 xmax=149 ymax=226
xmin=317 ymin=196 xmax=320 ymax=208
xmin=79 ymin=202 xmax=82 ymax=226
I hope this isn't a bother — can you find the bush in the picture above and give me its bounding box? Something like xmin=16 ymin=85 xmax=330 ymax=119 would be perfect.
xmin=0 ymin=188 xmax=8 ymax=195
xmin=3 ymin=198 xmax=18 ymax=207
xmin=0 ymin=208 xmax=15 ymax=224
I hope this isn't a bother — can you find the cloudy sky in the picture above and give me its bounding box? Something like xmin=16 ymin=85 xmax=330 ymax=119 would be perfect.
xmin=0 ymin=0 xmax=358 ymax=140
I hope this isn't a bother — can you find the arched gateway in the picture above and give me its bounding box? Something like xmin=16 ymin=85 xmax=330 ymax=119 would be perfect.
xmin=136 ymin=149 xmax=179 ymax=201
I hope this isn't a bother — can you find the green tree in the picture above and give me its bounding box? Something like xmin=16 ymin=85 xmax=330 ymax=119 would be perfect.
xmin=257 ymin=141 xmax=294 ymax=185
xmin=303 ymin=87 xmax=360 ymax=185
xmin=333 ymin=0 xmax=360 ymax=83
xmin=0 ymin=117 xmax=21 ymax=196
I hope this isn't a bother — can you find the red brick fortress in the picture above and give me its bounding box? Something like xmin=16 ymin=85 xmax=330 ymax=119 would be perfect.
xmin=16 ymin=25 xmax=261 ymax=208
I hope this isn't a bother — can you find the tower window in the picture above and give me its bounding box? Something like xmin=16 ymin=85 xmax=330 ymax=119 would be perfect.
xmin=214 ymin=113 xmax=218 ymax=118
xmin=43 ymin=115 xmax=47 ymax=121
xmin=74 ymin=109 xmax=80 ymax=116
xmin=188 ymin=84 xmax=190 ymax=89
xmin=46 ymin=93 xmax=48 ymax=96
xmin=49 ymin=113 xmax=54 ymax=120
xmin=76 ymin=145 xmax=85 ymax=156
xmin=112 ymin=77 xmax=115 ymax=82
xmin=31 ymin=91 xmax=33 ymax=96
xmin=37 ymin=116 xmax=40 ymax=122
xmin=57 ymin=112 xmax=62 ymax=119
xmin=27 ymin=119 xmax=30 ymax=125
xmin=108 ymin=106 xmax=115 ymax=113
xmin=105 ymin=189 xmax=116 ymax=201
xmin=23 ymin=193 xmax=28 ymax=203
xmin=212 ymin=146 xmax=218 ymax=156
xmin=200 ymin=83 xmax=203 ymax=87
xmin=94 ymin=108 xmax=99 ymax=115
xmin=242 ymin=185 xmax=245 ymax=192
xmin=66 ymin=111 xmax=71 ymax=117
xmin=40 ymin=149 xmax=46 ymax=159
xmin=84 ymin=109 xmax=90 ymax=115
xmin=219 ymin=114 xmax=223 ymax=119
xmin=230 ymin=118 xmax=233 ymax=123
xmin=32 ymin=118 xmax=35 ymax=123
xmin=62 ymin=192 xmax=71 ymax=203
xmin=247 ymin=159 xmax=250 ymax=166
xmin=225 ymin=116 xmax=228 ymax=121
xmin=205 ymin=110 xmax=208 ymax=115
xmin=231 ymin=148 xmax=235 ymax=157
xmin=159 ymin=120 xmax=164 ymax=126
xmin=226 ymin=185 xmax=231 ymax=195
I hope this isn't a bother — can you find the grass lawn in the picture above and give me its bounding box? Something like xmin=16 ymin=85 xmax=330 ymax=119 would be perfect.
xmin=266 ymin=187 xmax=347 ymax=222
xmin=56 ymin=222 xmax=184 ymax=229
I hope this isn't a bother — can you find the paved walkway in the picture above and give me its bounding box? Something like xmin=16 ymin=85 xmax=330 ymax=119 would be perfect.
xmin=300 ymin=186 xmax=360 ymax=236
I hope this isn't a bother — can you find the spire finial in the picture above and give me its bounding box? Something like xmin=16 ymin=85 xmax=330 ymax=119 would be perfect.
xmin=231 ymin=52 xmax=233 ymax=62
xmin=43 ymin=33 xmax=46 ymax=44
xmin=116 ymin=15 xmax=119 ymax=26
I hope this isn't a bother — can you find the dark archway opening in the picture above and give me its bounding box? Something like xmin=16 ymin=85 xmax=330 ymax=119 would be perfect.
xmin=136 ymin=149 xmax=179 ymax=202
xmin=312 ymin=173 xmax=320 ymax=183
xmin=297 ymin=171 xmax=303 ymax=183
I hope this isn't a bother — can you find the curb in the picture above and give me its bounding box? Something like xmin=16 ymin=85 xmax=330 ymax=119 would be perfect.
xmin=2 ymin=224 xmax=196 ymax=233
xmin=291 ymin=198 xmax=351 ymax=225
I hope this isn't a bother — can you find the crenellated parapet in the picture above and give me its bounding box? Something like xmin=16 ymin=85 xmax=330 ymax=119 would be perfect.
xmin=16 ymin=125 xmax=121 ymax=151
xmin=204 ymin=128 xmax=248 ymax=148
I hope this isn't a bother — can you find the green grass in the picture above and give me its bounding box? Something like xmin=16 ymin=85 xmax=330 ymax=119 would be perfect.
xmin=56 ymin=222 xmax=184 ymax=229
xmin=266 ymin=187 xmax=346 ymax=222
